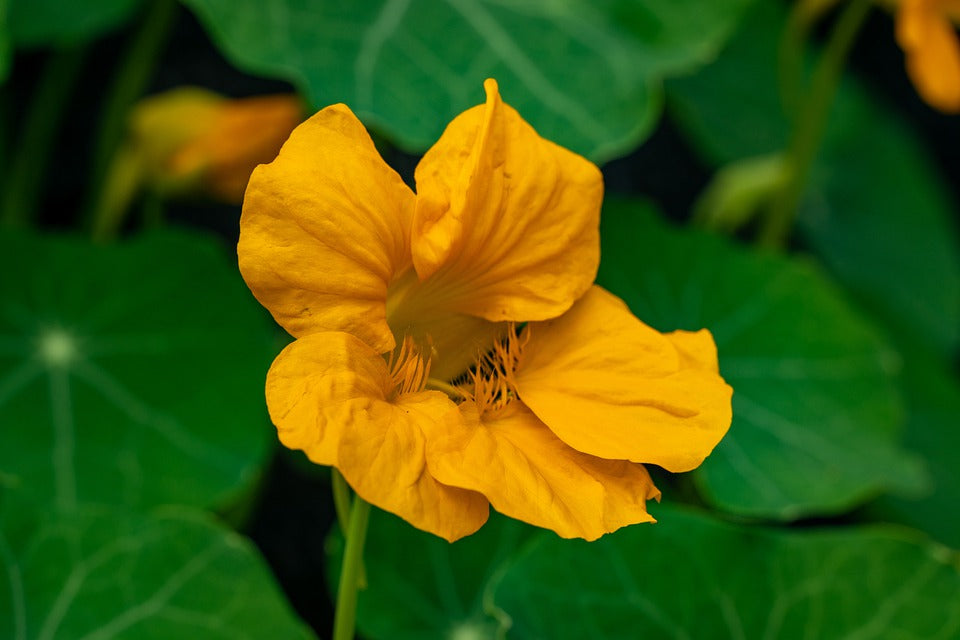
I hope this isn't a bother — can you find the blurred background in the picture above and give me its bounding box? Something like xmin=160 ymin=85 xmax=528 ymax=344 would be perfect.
xmin=1 ymin=0 xmax=958 ymax=638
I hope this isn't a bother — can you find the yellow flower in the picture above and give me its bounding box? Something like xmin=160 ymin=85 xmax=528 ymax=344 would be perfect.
xmin=239 ymin=79 xmax=733 ymax=542
xmin=897 ymin=0 xmax=960 ymax=112
xmin=130 ymin=88 xmax=304 ymax=202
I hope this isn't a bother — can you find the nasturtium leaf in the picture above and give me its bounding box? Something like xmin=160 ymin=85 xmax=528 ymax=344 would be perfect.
xmin=326 ymin=508 xmax=535 ymax=640
xmin=667 ymin=1 xmax=960 ymax=352
xmin=0 ymin=229 xmax=274 ymax=512
xmin=181 ymin=0 xmax=754 ymax=162
xmin=0 ymin=502 xmax=316 ymax=639
xmin=598 ymin=200 xmax=925 ymax=519
xmin=8 ymin=0 xmax=143 ymax=47
xmin=492 ymin=504 xmax=960 ymax=639
xmin=866 ymin=342 xmax=960 ymax=549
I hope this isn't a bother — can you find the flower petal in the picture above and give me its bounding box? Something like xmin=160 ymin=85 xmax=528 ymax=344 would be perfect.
xmin=267 ymin=331 xmax=489 ymax=541
xmin=239 ymin=104 xmax=415 ymax=353
xmin=265 ymin=331 xmax=389 ymax=466
xmin=515 ymin=286 xmax=733 ymax=473
xmin=338 ymin=390 xmax=490 ymax=542
xmin=424 ymin=401 xmax=659 ymax=541
xmin=897 ymin=0 xmax=960 ymax=113
xmin=412 ymin=78 xmax=602 ymax=323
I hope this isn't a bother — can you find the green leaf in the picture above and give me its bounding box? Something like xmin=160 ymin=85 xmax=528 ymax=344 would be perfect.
xmin=0 ymin=500 xmax=316 ymax=639
xmin=8 ymin=0 xmax=143 ymax=47
xmin=181 ymin=0 xmax=754 ymax=162
xmin=667 ymin=1 xmax=960 ymax=352
xmin=492 ymin=504 xmax=960 ymax=639
xmin=0 ymin=228 xmax=274 ymax=511
xmin=326 ymin=508 xmax=535 ymax=640
xmin=598 ymin=200 xmax=925 ymax=519
xmin=866 ymin=342 xmax=960 ymax=548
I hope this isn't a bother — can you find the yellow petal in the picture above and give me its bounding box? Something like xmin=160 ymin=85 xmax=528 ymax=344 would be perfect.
xmin=267 ymin=331 xmax=489 ymax=541
xmin=412 ymin=79 xmax=603 ymax=323
xmin=515 ymin=286 xmax=733 ymax=473
xmin=239 ymin=104 xmax=415 ymax=353
xmin=665 ymin=328 xmax=721 ymax=372
xmin=185 ymin=94 xmax=303 ymax=203
xmin=424 ymin=401 xmax=659 ymax=541
xmin=897 ymin=0 xmax=960 ymax=113
xmin=338 ymin=390 xmax=490 ymax=542
xmin=265 ymin=332 xmax=389 ymax=466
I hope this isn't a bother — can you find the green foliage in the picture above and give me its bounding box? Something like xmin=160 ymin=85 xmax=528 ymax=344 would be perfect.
xmin=867 ymin=342 xmax=960 ymax=548
xmin=668 ymin=1 xmax=960 ymax=353
xmin=492 ymin=505 xmax=960 ymax=639
xmin=181 ymin=0 xmax=754 ymax=161
xmin=329 ymin=504 xmax=960 ymax=639
xmin=7 ymin=0 xmax=143 ymax=47
xmin=0 ymin=499 xmax=316 ymax=639
xmin=598 ymin=200 xmax=926 ymax=519
xmin=327 ymin=508 xmax=534 ymax=640
xmin=0 ymin=229 xmax=274 ymax=511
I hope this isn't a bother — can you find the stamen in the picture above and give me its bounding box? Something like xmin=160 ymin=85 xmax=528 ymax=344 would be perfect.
xmin=387 ymin=336 xmax=431 ymax=398
xmin=469 ymin=323 xmax=528 ymax=417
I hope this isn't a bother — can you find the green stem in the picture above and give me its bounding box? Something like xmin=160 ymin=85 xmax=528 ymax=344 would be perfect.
xmin=0 ymin=46 xmax=86 ymax=227
xmin=331 ymin=469 xmax=352 ymax=534
xmin=331 ymin=469 xmax=367 ymax=589
xmin=332 ymin=494 xmax=371 ymax=640
xmin=760 ymin=0 xmax=872 ymax=248
xmin=84 ymin=0 xmax=177 ymax=233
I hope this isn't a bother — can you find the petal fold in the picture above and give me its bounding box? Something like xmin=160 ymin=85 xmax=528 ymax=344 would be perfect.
xmin=425 ymin=402 xmax=659 ymax=541
xmin=239 ymin=104 xmax=415 ymax=353
xmin=515 ymin=286 xmax=733 ymax=473
xmin=338 ymin=390 xmax=490 ymax=542
xmin=412 ymin=78 xmax=603 ymax=323
xmin=267 ymin=332 xmax=489 ymax=542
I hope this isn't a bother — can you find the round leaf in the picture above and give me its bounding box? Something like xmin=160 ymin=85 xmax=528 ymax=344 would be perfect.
xmin=181 ymin=0 xmax=754 ymax=162
xmin=0 ymin=229 xmax=274 ymax=511
xmin=597 ymin=200 xmax=925 ymax=518
xmin=493 ymin=504 xmax=960 ymax=639
xmin=0 ymin=502 xmax=315 ymax=639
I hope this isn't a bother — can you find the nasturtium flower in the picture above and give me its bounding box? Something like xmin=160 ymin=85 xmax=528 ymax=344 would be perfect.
xmin=239 ymin=79 xmax=733 ymax=542
xmin=896 ymin=0 xmax=960 ymax=112
xmin=129 ymin=88 xmax=304 ymax=202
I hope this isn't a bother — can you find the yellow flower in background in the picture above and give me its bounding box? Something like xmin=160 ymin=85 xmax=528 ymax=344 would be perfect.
xmin=897 ymin=0 xmax=960 ymax=112
xmin=93 ymin=88 xmax=304 ymax=241
xmin=240 ymin=79 xmax=733 ymax=542
xmin=130 ymin=88 xmax=304 ymax=202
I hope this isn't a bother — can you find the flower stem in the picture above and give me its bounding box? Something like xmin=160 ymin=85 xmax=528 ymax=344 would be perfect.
xmin=0 ymin=46 xmax=86 ymax=228
xmin=331 ymin=469 xmax=367 ymax=589
xmin=331 ymin=469 xmax=352 ymax=534
xmin=332 ymin=493 xmax=371 ymax=640
xmin=759 ymin=0 xmax=872 ymax=248
xmin=84 ymin=0 xmax=177 ymax=235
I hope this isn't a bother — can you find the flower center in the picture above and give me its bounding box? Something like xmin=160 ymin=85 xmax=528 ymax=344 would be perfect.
xmin=386 ymin=336 xmax=431 ymax=399
xmin=463 ymin=323 xmax=528 ymax=417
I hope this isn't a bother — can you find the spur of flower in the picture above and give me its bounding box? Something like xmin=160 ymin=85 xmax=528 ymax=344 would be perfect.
xmin=239 ymin=79 xmax=733 ymax=542
xmin=896 ymin=0 xmax=960 ymax=112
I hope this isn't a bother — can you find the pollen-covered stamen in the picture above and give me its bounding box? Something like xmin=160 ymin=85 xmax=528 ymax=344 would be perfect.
xmin=469 ymin=323 xmax=529 ymax=417
xmin=387 ymin=335 xmax=432 ymax=398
